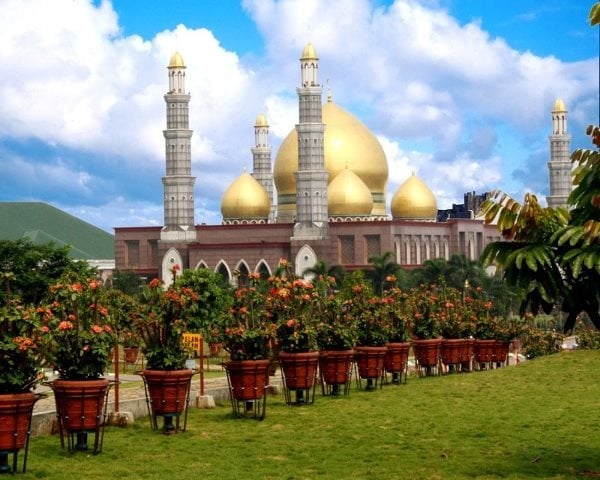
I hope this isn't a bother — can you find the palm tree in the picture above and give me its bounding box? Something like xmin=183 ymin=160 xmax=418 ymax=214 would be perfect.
xmin=302 ymin=260 xmax=346 ymax=288
xmin=367 ymin=251 xmax=400 ymax=296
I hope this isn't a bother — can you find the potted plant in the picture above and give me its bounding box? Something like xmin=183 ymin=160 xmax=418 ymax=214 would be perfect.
xmin=134 ymin=266 xmax=199 ymax=434
xmin=410 ymin=284 xmax=443 ymax=376
xmin=344 ymin=272 xmax=390 ymax=390
xmin=268 ymin=260 xmax=320 ymax=405
xmin=218 ymin=271 xmax=275 ymax=419
xmin=0 ymin=285 xmax=44 ymax=473
xmin=315 ymin=277 xmax=358 ymax=395
xmin=121 ymin=332 xmax=141 ymax=364
xmin=470 ymin=289 xmax=502 ymax=368
xmin=438 ymin=285 xmax=473 ymax=373
xmin=381 ymin=282 xmax=412 ymax=384
xmin=37 ymin=273 xmax=116 ymax=453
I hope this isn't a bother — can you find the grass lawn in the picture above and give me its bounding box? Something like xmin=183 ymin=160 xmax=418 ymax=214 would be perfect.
xmin=20 ymin=350 xmax=600 ymax=479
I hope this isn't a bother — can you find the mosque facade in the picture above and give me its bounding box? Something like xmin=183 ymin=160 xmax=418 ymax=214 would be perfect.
xmin=114 ymin=45 xmax=563 ymax=283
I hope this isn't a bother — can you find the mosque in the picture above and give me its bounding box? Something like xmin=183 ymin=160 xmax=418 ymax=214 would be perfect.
xmin=114 ymin=44 xmax=571 ymax=283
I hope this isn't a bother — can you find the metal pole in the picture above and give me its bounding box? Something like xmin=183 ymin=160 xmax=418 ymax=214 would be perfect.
xmin=114 ymin=343 xmax=120 ymax=412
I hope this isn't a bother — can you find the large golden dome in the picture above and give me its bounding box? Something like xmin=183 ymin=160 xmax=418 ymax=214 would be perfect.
xmin=391 ymin=173 xmax=437 ymax=221
xmin=221 ymin=171 xmax=270 ymax=220
xmin=274 ymin=99 xmax=388 ymax=217
xmin=328 ymin=168 xmax=373 ymax=216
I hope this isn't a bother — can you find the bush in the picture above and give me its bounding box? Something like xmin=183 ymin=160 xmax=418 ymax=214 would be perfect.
xmin=576 ymin=328 xmax=600 ymax=349
xmin=520 ymin=326 xmax=563 ymax=359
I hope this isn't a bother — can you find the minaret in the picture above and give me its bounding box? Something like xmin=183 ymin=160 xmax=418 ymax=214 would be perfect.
xmin=251 ymin=113 xmax=275 ymax=222
xmin=546 ymin=98 xmax=572 ymax=208
xmin=292 ymin=42 xmax=329 ymax=239
xmin=161 ymin=51 xmax=196 ymax=242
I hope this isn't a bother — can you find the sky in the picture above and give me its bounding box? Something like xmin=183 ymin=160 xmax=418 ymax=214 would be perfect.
xmin=0 ymin=0 xmax=598 ymax=234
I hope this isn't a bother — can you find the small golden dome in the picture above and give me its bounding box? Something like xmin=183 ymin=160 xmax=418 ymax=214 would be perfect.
xmin=328 ymin=168 xmax=373 ymax=216
xmin=168 ymin=51 xmax=185 ymax=69
xmin=221 ymin=171 xmax=270 ymax=219
xmin=301 ymin=42 xmax=317 ymax=60
xmin=391 ymin=173 xmax=438 ymax=221
xmin=274 ymin=101 xmax=388 ymax=217
xmin=255 ymin=113 xmax=268 ymax=128
xmin=552 ymin=98 xmax=566 ymax=112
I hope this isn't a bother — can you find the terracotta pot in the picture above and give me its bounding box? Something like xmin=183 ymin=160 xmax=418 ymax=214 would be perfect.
xmin=473 ymin=339 xmax=496 ymax=363
xmin=461 ymin=338 xmax=475 ymax=364
xmin=319 ymin=349 xmax=354 ymax=386
xmin=0 ymin=392 xmax=37 ymax=451
xmin=493 ymin=340 xmax=510 ymax=364
xmin=51 ymin=378 xmax=110 ymax=432
xmin=224 ymin=360 xmax=270 ymax=401
xmin=141 ymin=369 xmax=193 ymax=416
xmin=278 ymin=351 xmax=319 ymax=390
xmin=441 ymin=338 xmax=466 ymax=366
xmin=354 ymin=346 xmax=387 ymax=380
xmin=384 ymin=342 xmax=411 ymax=373
xmin=49 ymin=378 xmax=111 ymax=453
xmin=123 ymin=346 xmax=139 ymax=364
xmin=0 ymin=391 xmax=42 ymax=473
xmin=412 ymin=338 xmax=442 ymax=368
xmin=209 ymin=342 xmax=223 ymax=357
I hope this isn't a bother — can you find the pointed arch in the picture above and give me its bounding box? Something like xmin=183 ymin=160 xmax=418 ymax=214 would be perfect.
xmin=161 ymin=247 xmax=183 ymax=287
xmin=215 ymin=260 xmax=232 ymax=285
xmin=194 ymin=260 xmax=209 ymax=270
xmin=235 ymin=260 xmax=251 ymax=287
xmin=295 ymin=244 xmax=317 ymax=277
xmin=255 ymin=260 xmax=272 ymax=280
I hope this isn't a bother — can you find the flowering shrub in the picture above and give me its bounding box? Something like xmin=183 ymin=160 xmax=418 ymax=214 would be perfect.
xmin=218 ymin=271 xmax=275 ymax=361
xmin=0 ymin=298 xmax=42 ymax=393
xmin=314 ymin=276 xmax=358 ymax=351
xmin=38 ymin=276 xmax=116 ymax=380
xmin=344 ymin=273 xmax=391 ymax=347
xmin=381 ymin=284 xmax=412 ymax=343
xmin=577 ymin=328 xmax=600 ymax=349
xmin=268 ymin=261 xmax=319 ymax=353
xmin=409 ymin=284 xmax=442 ymax=340
xmin=134 ymin=268 xmax=199 ymax=370
xmin=520 ymin=325 xmax=563 ymax=358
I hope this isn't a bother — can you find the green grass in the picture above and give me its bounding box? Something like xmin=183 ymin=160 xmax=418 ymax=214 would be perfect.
xmin=19 ymin=350 xmax=600 ymax=479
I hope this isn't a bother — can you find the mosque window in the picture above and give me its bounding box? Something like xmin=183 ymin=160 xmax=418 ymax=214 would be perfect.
xmin=340 ymin=236 xmax=354 ymax=264
xmin=125 ymin=241 xmax=140 ymax=268
xmin=365 ymin=235 xmax=381 ymax=260
xmin=149 ymin=240 xmax=159 ymax=267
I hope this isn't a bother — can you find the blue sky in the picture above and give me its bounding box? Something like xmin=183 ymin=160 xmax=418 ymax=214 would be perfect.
xmin=0 ymin=0 xmax=598 ymax=233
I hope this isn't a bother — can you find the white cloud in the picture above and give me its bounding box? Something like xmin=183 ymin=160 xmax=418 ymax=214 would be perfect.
xmin=0 ymin=0 xmax=597 ymax=233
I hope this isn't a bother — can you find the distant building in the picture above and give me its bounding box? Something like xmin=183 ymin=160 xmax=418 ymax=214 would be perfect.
xmin=115 ymin=45 xmax=501 ymax=283
xmin=437 ymin=192 xmax=491 ymax=222
xmin=0 ymin=202 xmax=115 ymax=280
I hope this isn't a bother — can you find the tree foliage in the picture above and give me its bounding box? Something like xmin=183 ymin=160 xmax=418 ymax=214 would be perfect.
xmin=480 ymin=126 xmax=600 ymax=332
xmin=0 ymin=238 xmax=91 ymax=306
